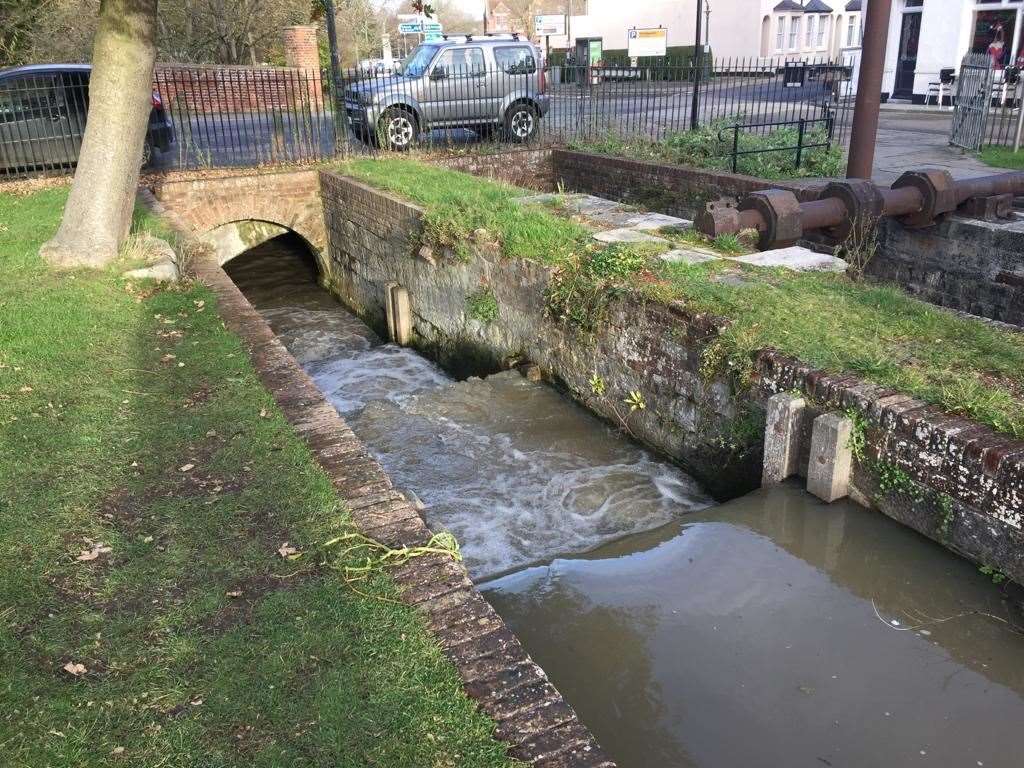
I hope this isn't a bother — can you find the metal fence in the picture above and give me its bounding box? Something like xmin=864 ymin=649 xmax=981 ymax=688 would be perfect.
xmin=951 ymin=52 xmax=1024 ymax=151
xmin=1 ymin=55 xmax=853 ymax=179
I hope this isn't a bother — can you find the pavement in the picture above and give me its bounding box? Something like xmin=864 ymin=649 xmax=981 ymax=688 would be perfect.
xmin=871 ymin=108 xmax=1002 ymax=184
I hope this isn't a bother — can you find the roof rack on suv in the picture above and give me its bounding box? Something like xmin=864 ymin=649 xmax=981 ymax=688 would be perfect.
xmin=439 ymin=32 xmax=522 ymax=43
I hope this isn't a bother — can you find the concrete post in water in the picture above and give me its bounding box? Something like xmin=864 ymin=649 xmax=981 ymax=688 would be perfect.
xmin=807 ymin=413 xmax=854 ymax=503
xmin=762 ymin=392 xmax=806 ymax=485
xmin=385 ymin=283 xmax=412 ymax=345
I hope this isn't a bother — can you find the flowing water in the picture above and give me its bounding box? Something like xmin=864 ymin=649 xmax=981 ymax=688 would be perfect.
xmin=226 ymin=236 xmax=712 ymax=579
xmin=228 ymin=234 xmax=1024 ymax=768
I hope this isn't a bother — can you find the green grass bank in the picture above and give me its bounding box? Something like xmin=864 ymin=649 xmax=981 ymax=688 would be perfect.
xmin=0 ymin=187 xmax=519 ymax=768
xmin=337 ymin=158 xmax=1024 ymax=438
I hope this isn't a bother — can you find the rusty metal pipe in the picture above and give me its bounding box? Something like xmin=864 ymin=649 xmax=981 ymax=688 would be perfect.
xmin=696 ymin=170 xmax=1024 ymax=248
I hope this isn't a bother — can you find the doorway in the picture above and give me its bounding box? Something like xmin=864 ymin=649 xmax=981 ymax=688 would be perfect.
xmin=894 ymin=10 xmax=922 ymax=98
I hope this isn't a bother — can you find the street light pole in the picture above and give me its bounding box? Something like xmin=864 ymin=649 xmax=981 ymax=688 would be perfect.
xmin=690 ymin=0 xmax=703 ymax=130
xmin=322 ymin=0 xmax=347 ymax=144
xmin=846 ymin=0 xmax=892 ymax=178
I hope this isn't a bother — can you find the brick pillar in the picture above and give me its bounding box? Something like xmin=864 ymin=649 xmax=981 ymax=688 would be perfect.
xmin=283 ymin=25 xmax=320 ymax=70
xmin=282 ymin=25 xmax=322 ymax=109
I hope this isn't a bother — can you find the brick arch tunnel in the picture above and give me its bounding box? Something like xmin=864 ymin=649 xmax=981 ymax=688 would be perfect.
xmin=147 ymin=168 xmax=329 ymax=280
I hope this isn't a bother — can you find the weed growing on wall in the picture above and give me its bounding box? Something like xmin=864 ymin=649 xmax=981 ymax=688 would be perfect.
xmin=979 ymin=565 xmax=1009 ymax=585
xmin=837 ymin=214 xmax=880 ymax=281
xmin=466 ymin=287 xmax=499 ymax=324
xmin=545 ymin=243 xmax=655 ymax=334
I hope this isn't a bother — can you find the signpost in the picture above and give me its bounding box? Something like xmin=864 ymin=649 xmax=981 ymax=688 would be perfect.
xmin=534 ymin=15 xmax=566 ymax=62
xmin=627 ymin=27 xmax=668 ymax=59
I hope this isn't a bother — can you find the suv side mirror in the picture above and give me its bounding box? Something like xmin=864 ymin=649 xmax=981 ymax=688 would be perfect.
xmin=429 ymin=68 xmax=447 ymax=81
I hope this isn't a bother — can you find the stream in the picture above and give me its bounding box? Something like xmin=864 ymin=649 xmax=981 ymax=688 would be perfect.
xmin=227 ymin=234 xmax=1024 ymax=768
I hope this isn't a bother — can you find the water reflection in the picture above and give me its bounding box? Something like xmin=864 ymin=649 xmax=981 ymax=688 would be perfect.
xmin=484 ymin=484 xmax=1024 ymax=768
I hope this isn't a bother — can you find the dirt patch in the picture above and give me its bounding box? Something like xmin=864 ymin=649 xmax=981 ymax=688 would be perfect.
xmin=202 ymin=571 xmax=309 ymax=634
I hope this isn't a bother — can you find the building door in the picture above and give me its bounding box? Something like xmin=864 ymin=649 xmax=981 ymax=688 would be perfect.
xmin=894 ymin=11 xmax=921 ymax=98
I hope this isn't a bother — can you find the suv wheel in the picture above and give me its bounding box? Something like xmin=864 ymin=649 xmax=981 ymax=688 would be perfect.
xmin=504 ymin=103 xmax=538 ymax=143
xmin=378 ymin=108 xmax=418 ymax=151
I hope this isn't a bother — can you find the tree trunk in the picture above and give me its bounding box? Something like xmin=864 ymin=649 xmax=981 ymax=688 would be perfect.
xmin=40 ymin=0 xmax=158 ymax=269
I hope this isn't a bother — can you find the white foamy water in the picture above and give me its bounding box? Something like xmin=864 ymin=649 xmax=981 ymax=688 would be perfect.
xmin=228 ymin=240 xmax=713 ymax=580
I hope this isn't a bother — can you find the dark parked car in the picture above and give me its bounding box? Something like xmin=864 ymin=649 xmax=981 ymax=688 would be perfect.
xmin=0 ymin=63 xmax=174 ymax=175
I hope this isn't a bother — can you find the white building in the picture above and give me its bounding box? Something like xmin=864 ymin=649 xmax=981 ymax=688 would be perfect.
xmin=538 ymin=0 xmax=861 ymax=62
xmin=881 ymin=0 xmax=1024 ymax=103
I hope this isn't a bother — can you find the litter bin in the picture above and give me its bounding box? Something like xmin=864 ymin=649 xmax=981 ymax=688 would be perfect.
xmin=784 ymin=61 xmax=807 ymax=87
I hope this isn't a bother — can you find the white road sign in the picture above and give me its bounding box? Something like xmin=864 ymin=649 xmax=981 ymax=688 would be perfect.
xmin=628 ymin=27 xmax=668 ymax=58
xmin=534 ymin=14 xmax=566 ymax=36
xmin=398 ymin=21 xmax=422 ymax=34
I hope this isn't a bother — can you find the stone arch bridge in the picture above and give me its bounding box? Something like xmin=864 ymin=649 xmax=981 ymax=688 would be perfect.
xmin=147 ymin=168 xmax=326 ymax=272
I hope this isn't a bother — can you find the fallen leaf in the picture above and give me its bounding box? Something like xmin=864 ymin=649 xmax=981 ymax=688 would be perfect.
xmin=18 ymin=386 xmax=32 ymax=393
xmin=259 ymin=408 xmax=268 ymax=418
xmin=277 ymin=543 xmax=299 ymax=558
xmin=111 ymin=746 xmax=125 ymax=755
xmin=63 ymin=661 xmax=87 ymax=676
xmin=76 ymin=543 xmax=112 ymax=562
xmin=179 ymin=463 xmax=195 ymax=472
xmin=226 ymin=589 xmax=243 ymax=598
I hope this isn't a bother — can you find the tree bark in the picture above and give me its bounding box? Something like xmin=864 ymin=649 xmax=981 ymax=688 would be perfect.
xmin=40 ymin=0 xmax=158 ymax=269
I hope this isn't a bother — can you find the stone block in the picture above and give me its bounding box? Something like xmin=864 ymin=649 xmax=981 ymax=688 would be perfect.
xmin=732 ymin=246 xmax=847 ymax=273
xmin=807 ymin=413 xmax=854 ymax=503
xmin=592 ymin=228 xmax=668 ymax=245
xmin=659 ymin=249 xmax=717 ymax=265
xmin=762 ymin=393 xmax=806 ymax=485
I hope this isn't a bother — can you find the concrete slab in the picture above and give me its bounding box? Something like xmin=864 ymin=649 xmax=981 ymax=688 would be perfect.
xmin=623 ymin=212 xmax=693 ymax=231
xmin=732 ymin=246 xmax=847 ymax=273
xmin=511 ymin=192 xmax=579 ymax=206
xmin=659 ymin=249 xmax=718 ymax=265
xmin=593 ymin=228 xmax=669 ymax=245
xmin=566 ymin=195 xmax=630 ymax=216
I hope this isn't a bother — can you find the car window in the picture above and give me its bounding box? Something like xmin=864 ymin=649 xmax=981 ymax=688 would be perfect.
xmin=0 ymin=74 xmax=65 ymax=124
xmin=401 ymin=44 xmax=442 ymax=77
xmin=432 ymin=47 xmax=485 ymax=78
xmin=493 ymin=46 xmax=536 ymax=75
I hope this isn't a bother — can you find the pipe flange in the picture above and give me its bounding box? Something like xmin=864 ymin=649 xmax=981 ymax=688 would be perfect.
xmin=739 ymin=189 xmax=802 ymax=249
xmin=694 ymin=198 xmax=742 ymax=239
xmin=818 ymin=179 xmax=885 ymax=241
xmin=892 ymin=169 xmax=956 ymax=228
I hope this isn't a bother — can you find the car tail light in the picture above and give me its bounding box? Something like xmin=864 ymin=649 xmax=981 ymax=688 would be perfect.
xmin=151 ymin=90 xmax=162 ymax=109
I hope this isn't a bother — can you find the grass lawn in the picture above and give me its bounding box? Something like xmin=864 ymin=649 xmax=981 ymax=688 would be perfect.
xmin=978 ymin=145 xmax=1024 ymax=170
xmin=337 ymin=158 xmax=1024 ymax=438
xmin=0 ymin=187 xmax=519 ymax=767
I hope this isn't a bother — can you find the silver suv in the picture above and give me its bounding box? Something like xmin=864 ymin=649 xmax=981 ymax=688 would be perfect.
xmin=345 ymin=34 xmax=550 ymax=150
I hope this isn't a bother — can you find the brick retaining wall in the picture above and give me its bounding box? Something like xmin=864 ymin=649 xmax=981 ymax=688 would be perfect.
xmin=872 ymin=215 xmax=1024 ymax=327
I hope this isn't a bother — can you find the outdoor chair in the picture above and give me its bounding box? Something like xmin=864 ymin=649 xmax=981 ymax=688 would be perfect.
xmin=926 ymin=68 xmax=956 ymax=109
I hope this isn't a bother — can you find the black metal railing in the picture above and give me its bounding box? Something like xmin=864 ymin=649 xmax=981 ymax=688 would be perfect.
xmin=719 ymin=116 xmax=835 ymax=173
xmin=0 ymin=55 xmax=854 ymax=179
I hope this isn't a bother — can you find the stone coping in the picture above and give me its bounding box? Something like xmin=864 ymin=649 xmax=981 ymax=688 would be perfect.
xmin=139 ymin=188 xmax=615 ymax=768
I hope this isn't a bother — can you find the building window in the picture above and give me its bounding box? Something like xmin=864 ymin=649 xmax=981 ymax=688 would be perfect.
xmin=777 ymin=17 xmax=785 ymax=50
xmin=817 ymin=16 xmax=827 ymax=46
xmin=847 ymin=15 xmax=859 ymax=46
xmin=806 ymin=16 xmax=815 ymax=47
xmin=789 ymin=16 xmax=799 ymax=49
